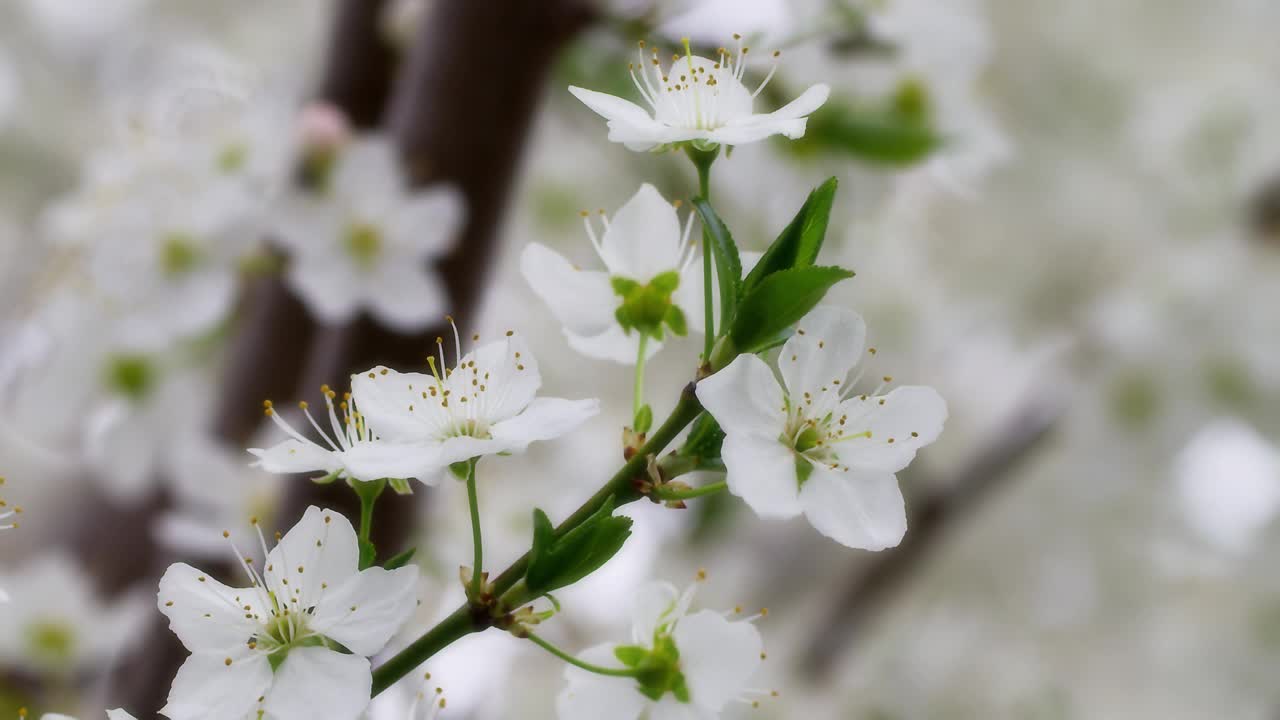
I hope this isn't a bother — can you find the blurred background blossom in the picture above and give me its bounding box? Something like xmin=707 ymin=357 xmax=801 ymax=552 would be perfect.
xmin=3 ymin=0 xmax=1280 ymax=717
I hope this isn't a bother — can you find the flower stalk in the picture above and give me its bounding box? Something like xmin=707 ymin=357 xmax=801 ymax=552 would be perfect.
xmin=525 ymin=632 xmax=639 ymax=678
xmin=687 ymin=145 xmax=719 ymax=359
xmin=369 ymin=383 xmax=706 ymax=696
xmin=463 ymin=458 xmax=484 ymax=600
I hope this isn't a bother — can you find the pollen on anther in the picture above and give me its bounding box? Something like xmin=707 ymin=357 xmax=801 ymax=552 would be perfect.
xmin=225 ymin=657 xmax=233 ymax=666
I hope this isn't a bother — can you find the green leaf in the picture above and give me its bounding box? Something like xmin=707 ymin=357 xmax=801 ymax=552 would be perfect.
xmin=383 ymin=547 xmax=418 ymax=570
xmin=729 ymin=266 xmax=855 ymax=354
xmin=679 ymin=412 xmax=725 ymax=460
xmin=742 ymin=178 xmax=838 ymax=291
xmin=525 ymin=501 xmax=634 ymax=595
xmin=691 ymin=198 xmax=742 ymax=329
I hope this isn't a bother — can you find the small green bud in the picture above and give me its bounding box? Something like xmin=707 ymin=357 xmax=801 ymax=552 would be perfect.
xmin=633 ymin=404 xmax=654 ymax=435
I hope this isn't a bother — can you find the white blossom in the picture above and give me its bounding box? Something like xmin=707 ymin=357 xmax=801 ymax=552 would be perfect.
xmin=520 ymin=184 xmax=698 ymax=364
xmin=0 ymin=553 xmax=148 ymax=674
xmin=350 ymin=327 xmax=600 ymax=485
xmin=556 ymin=580 xmax=764 ymax=720
xmin=272 ymin=137 xmax=465 ymax=331
xmin=569 ymin=38 xmax=828 ymax=152
xmin=696 ymin=305 xmax=946 ymax=550
xmin=157 ymin=507 xmax=420 ymax=720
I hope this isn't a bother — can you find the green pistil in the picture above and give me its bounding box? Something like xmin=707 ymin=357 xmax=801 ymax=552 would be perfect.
xmin=161 ymin=232 xmax=202 ymax=276
xmin=26 ymin=621 xmax=75 ymax=664
xmin=105 ymin=354 xmax=155 ymax=401
xmin=218 ymin=142 xmax=249 ymax=173
xmin=344 ymin=223 xmax=383 ymax=270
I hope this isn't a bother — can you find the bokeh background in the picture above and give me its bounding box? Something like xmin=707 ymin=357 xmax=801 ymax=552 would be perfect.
xmin=3 ymin=0 xmax=1280 ymax=718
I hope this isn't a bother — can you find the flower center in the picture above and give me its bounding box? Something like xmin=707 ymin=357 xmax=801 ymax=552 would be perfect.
xmin=611 ymin=271 xmax=686 ymax=340
xmin=217 ymin=141 xmax=249 ymax=173
xmin=26 ymin=621 xmax=76 ymax=664
xmin=614 ymin=631 xmax=691 ymax=704
xmin=105 ymin=353 xmax=155 ymax=401
xmin=344 ymin=222 xmax=383 ymax=269
xmin=160 ymin=232 xmax=202 ymax=276
xmin=627 ymin=37 xmax=779 ymax=136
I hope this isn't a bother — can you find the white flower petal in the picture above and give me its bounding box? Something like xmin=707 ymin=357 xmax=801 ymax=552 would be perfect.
xmin=285 ymin=258 xmax=361 ymax=326
xmin=161 ymin=652 xmax=272 ymax=720
xmin=363 ymin=264 xmax=449 ymax=332
xmin=567 ymin=87 xmax=657 ymax=128
xmin=157 ymin=563 xmax=262 ymax=655
xmin=722 ymin=433 xmax=803 ymax=518
xmin=490 ymin=397 xmax=600 ymax=451
xmin=695 ymin=354 xmax=786 ymax=438
xmin=385 ymin=185 xmax=465 ymax=258
xmin=556 ymin=643 xmax=647 ymax=720
xmin=673 ymin=610 xmax=762 ymax=712
xmin=264 ymin=646 xmax=372 ymax=720
xmin=339 ymin=442 xmax=443 ymax=483
xmin=779 ymin=305 xmax=867 ymax=398
xmin=840 ymin=386 xmax=947 ymax=473
xmin=648 ymin=697 xmax=717 ymax=720
xmin=265 ymin=506 xmax=360 ymax=608
xmin=566 ymin=325 xmax=661 ymax=365
xmin=800 ymin=467 xmax=907 ymax=550
xmin=630 ymin=581 xmax=684 ymax=644
xmin=350 ymin=367 xmax=439 ymax=442
xmin=724 ymin=83 xmax=830 ymax=130
xmin=310 ymin=565 xmax=420 ymax=656
xmin=248 ymin=439 xmax=340 ymax=475
xmin=452 ymin=334 xmax=541 ymax=422
xmin=599 ymin=184 xmax=683 ymax=282
xmin=520 ymin=243 xmax=618 ymax=337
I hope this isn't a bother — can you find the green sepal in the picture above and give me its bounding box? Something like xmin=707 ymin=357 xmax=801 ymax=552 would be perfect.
xmin=387 ymin=477 xmax=414 ymax=495
xmin=613 ymin=271 xmax=683 ymax=340
xmin=312 ymin=470 xmax=342 ymax=485
xmin=614 ymin=645 xmax=648 ymax=667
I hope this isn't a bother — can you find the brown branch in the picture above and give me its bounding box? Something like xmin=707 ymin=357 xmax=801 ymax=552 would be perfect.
xmin=800 ymin=397 xmax=1065 ymax=680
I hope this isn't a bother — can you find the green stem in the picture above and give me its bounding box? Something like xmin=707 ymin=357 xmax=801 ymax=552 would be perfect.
xmin=686 ymin=145 xmax=719 ymax=360
xmin=465 ymin=459 xmax=484 ymax=599
xmin=371 ymin=384 xmax=706 ymax=696
xmin=353 ymin=478 xmax=387 ymax=570
xmin=526 ymin=632 xmax=638 ymax=678
xmin=652 ymin=480 xmax=728 ymax=501
xmin=633 ymin=334 xmax=649 ymax=419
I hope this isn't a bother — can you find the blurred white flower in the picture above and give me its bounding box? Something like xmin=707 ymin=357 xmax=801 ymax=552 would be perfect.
xmin=84 ymin=360 xmax=211 ymax=503
xmin=569 ymin=39 xmax=828 ymax=151
xmin=696 ymin=306 xmax=946 ymax=550
xmin=157 ymin=432 xmax=282 ymax=558
xmin=157 ymin=507 xmax=420 ymax=720
xmin=556 ymin=580 xmax=763 ymax=720
xmin=1174 ymin=418 xmax=1280 ymax=554
xmin=350 ymin=329 xmax=600 ymax=485
xmin=0 ymin=553 xmax=148 ymax=675
xmin=657 ymin=0 xmax=795 ymax=48
xmin=18 ymin=0 xmax=151 ymax=57
xmin=272 ymin=138 xmax=465 ymax=331
xmin=520 ymin=183 xmax=697 ymax=364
